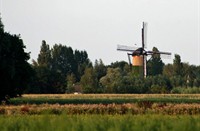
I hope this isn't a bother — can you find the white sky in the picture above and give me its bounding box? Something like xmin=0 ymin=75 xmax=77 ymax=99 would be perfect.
xmin=0 ymin=0 xmax=200 ymax=65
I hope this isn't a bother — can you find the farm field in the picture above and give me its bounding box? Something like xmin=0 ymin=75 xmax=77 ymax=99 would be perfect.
xmin=1 ymin=94 xmax=200 ymax=130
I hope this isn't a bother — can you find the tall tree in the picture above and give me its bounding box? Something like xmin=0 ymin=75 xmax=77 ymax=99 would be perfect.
xmin=173 ymin=54 xmax=183 ymax=76
xmin=147 ymin=47 xmax=164 ymax=76
xmin=51 ymin=44 xmax=77 ymax=76
xmin=74 ymin=50 xmax=91 ymax=81
xmin=0 ymin=18 xmax=32 ymax=101
xmin=37 ymin=40 xmax=52 ymax=68
xmin=31 ymin=41 xmax=54 ymax=93
xmin=94 ymin=59 xmax=106 ymax=80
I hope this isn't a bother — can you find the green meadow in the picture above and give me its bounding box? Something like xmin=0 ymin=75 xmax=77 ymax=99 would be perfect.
xmin=0 ymin=115 xmax=200 ymax=131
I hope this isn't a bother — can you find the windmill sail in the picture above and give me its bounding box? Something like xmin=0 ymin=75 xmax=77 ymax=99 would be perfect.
xmin=127 ymin=53 xmax=132 ymax=66
xmin=117 ymin=45 xmax=139 ymax=52
xmin=142 ymin=22 xmax=148 ymax=49
xmin=143 ymin=55 xmax=147 ymax=78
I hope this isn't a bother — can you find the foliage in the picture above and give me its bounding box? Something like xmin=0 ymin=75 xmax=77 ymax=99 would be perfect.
xmin=100 ymin=68 xmax=123 ymax=93
xmin=147 ymin=47 xmax=164 ymax=76
xmin=109 ymin=61 xmax=129 ymax=71
xmin=0 ymin=18 xmax=32 ymax=101
xmin=74 ymin=50 xmax=91 ymax=81
xmin=80 ymin=67 xmax=98 ymax=93
xmin=171 ymin=87 xmax=200 ymax=94
xmin=94 ymin=59 xmax=107 ymax=81
xmin=30 ymin=42 xmax=91 ymax=93
xmin=29 ymin=39 xmax=200 ymax=94
xmin=66 ymin=73 xmax=76 ymax=93
xmin=173 ymin=54 xmax=183 ymax=76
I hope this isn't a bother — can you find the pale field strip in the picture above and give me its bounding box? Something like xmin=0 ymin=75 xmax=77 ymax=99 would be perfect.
xmin=22 ymin=94 xmax=200 ymax=99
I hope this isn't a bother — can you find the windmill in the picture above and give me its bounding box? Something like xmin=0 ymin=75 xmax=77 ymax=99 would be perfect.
xmin=117 ymin=22 xmax=171 ymax=78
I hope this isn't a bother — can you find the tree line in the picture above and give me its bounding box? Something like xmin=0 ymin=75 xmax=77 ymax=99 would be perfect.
xmin=27 ymin=43 xmax=200 ymax=94
xmin=1 ymin=17 xmax=200 ymax=101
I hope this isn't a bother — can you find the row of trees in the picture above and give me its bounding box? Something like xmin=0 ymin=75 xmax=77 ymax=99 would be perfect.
xmin=27 ymin=43 xmax=200 ymax=94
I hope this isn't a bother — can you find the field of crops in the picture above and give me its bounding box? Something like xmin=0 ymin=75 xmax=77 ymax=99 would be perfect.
xmin=1 ymin=94 xmax=200 ymax=130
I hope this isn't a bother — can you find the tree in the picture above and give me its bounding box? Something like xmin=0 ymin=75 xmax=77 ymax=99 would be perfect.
xmin=94 ymin=59 xmax=106 ymax=80
xmin=37 ymin=40 xmax=52 ymax=68
xmin=30 ymin=41 xmax=55 ymax=93
xmin=0 ymin=17 xmax=4 ymax=33
xmin=80 ymin=67 xmax=97 ymax=93
xmin=109 ymin=61 xmax=128 ymax=71
xmin=147 ymin=47 xmax=164 ymax=76
xmin=74 ymin=50 xmax=91 ymax=81
xmin=66 ymin=73 xmax=76 ymax=93
xmin=30 ymin=41 xmax=92 ymax=94
xmin=100 ymin=68 xmax=122 ymax=93
xmin=163 ymin=64 xmax=174 ymax=77
xmin=173 ymin=54 xmax=183 ymax=76
xmin=51 ymin=44 xmax=77 ymax=76
xmin=0 ymin=18 xmax=32 ymax=101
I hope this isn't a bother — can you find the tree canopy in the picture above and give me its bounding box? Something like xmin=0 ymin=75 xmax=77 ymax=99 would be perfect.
xmin=147 ymin=47 xmax=164 ymax=76
xmin=0 ymin=18 xmax=32 ymax=101
xmin=29 ymin=41 xmax=92 ymax=93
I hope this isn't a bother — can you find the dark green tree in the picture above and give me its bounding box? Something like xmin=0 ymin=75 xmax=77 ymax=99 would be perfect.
xmin=30 ymin=41 xmax=56 ymax=93
xmin=37 ymin=40 xmax=52 ymax=68
xmin=147 ymin=47 xmax=164 ymax=76
xmin=74 ymin=50 xmax=91 ymax=81
xmin=51 ymin=44 xmax=77 ymax=76
xmin=173 ymin=54 xmax=183 ymax=76
xmin=94 ymin=59 xmax=106 ymax=80
xmin=0 ymin=18 xmax=32 ymax=101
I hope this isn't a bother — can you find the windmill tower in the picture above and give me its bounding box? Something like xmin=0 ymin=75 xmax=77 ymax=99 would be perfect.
xmin=117 ymin=22 xmax=171 ymax=78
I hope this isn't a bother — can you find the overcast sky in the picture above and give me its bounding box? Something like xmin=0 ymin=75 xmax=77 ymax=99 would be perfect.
xmin=1 ymin=0 xmax=200 ymax=65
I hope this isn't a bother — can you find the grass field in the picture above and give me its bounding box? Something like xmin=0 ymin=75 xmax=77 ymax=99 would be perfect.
xmin=0 ymin=115 xmax=200 ymax=131
xmin=1 ymin=94 xmax=200 ymax=130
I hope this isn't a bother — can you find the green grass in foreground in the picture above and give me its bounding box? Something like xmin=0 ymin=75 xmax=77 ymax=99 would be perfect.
xmin=0 ymin=115 xmax=200 ymax=131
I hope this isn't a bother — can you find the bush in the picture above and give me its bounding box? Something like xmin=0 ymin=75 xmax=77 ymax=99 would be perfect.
xmin=171 ymin=87 xmax=200 ymax=94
